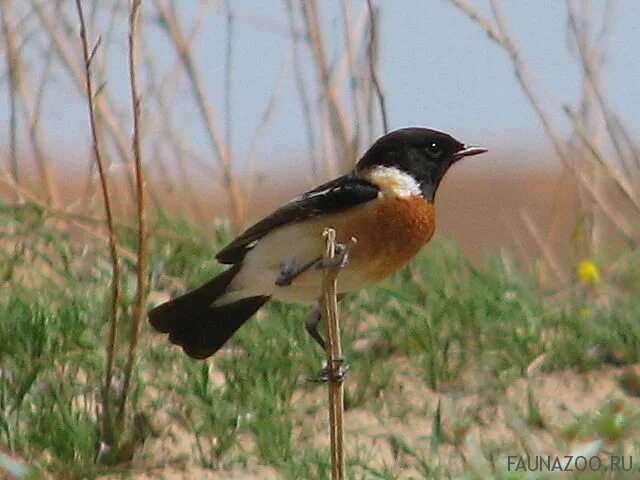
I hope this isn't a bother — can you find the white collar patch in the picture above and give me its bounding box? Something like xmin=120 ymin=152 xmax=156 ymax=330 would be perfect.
xmin=364 ymin=166 xmax=422 ymax=198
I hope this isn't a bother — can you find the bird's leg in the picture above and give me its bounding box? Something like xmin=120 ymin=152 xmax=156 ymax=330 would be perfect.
xmin=305 ymin=305 xmax=326 ymax=351
xmin=305 ymin=294 xmax=346 ymax=353
xmin=306 ymin=294 xmax=350 ymax=382
xmin=275 ymin=256 xmax=322 ymax=287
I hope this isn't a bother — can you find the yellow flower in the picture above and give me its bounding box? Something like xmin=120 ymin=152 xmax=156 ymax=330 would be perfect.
xmin=579 ymin=307 xmax=595 ymax=319
xmin=578 ymin=260 xmax=600 ymax=286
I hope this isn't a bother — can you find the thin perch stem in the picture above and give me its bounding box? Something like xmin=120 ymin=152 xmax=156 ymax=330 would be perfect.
xmin=321 ymin=228 xmax=345 ymax=480
xmin=119 ymin=0 xmax=146 ymax=420
xmin=74 ymin=0 xmax=121 ymax=445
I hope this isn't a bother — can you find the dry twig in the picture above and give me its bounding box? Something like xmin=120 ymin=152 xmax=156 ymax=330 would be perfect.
xmin=301 ymin=0 xmax=355 ymax=170
xmin=154 ymin=0 xmax=245 ymax=226
xmin=0 ymin=169 xmax=137 ymax=263
xmin=284 ymin=0 xmax=319 ymax=181
xmin=34 ymin=0 xmax=137 ymax=199
xmin=449 ymin=0 xmax=639 ymax=264
xmin=0 ymin=1 xmax=20 ymax=202
xmin=365 ymin=0 xmax=388 ymax=134
xmin=119 ymin=0 xmax=146 ymax=420
xmin=74 ymin=0 xmax=121 ymax=444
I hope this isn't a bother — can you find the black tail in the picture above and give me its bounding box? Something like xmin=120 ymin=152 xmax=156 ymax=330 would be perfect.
xmin=149 ymin=264 xmax=270 ymax=359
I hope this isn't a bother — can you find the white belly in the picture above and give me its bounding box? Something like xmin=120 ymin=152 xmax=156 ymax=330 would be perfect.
xmin=217 ymin=221 xmax=376 ymax=305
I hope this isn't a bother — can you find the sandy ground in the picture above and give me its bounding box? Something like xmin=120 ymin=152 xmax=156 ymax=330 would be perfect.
xmin=95 ymin=364 xmax=640 ymax=479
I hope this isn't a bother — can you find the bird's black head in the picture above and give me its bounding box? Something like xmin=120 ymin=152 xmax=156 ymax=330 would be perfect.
xmin=355 ymin=127 xmax=487 ymax=201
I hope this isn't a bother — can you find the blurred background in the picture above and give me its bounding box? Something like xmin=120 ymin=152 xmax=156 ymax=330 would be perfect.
xmin=2 ymin=0 xmax=638 ymax=276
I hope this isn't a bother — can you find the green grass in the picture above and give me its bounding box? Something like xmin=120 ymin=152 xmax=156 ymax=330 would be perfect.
xmin=2 ymin=206 xmax=640 ymax=479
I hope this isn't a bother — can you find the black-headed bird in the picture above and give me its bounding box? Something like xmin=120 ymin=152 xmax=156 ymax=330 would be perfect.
xmin=149 ymin=127 xmax=486 ymax=359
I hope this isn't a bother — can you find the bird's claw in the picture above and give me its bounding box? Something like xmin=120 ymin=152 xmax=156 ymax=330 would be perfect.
xmin=276 ymin=256 xmax=323 ymax=287
xmin=308 ymin=360 xmax=350 ymax=383
xmin=275 ymin=264 xmax=295 ymax=286
xmin=317 ymin=237 xmax=358 ymax=270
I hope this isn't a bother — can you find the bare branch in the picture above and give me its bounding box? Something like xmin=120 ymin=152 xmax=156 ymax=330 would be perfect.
xmin=74 ymin=0 xmax=121 ymax=445
xmin=119 ymin=0 xmax=146 ymax=421
xmin=339 ymin=0 xmax=364 ymax=150
xmin=449 ymin=0 xmax=639 ymax=255
xmin=520 ymin=210 xmax=567 ymax=284
xmin=33 ymin=0 xmax=137 ymax=198
xmin=224 ymin=0 xmax=234 ymax=161
xmin=365 ymin=0 xmax=388 ymax=134
xmin=447 ymin=0 xmax=504 ymax=44
xmin=566 ymin=0 xmax=633 ymax=174
xmin=564 ymin=105 xmax=640 ymax=213
xmin=301 ymin=0 xmax=355 ymax=169
xmin=246 ymin=51 xmax=292 ymax=202
xmin=1 ymin=1 xmax=21 ymax=203
xmin=154 ymin=0 xmax=245 ymax=226
xmin=284 ymin=0 xmax=319 ymax=181
xmin=17 ymin=40 xmax=60 ymax=208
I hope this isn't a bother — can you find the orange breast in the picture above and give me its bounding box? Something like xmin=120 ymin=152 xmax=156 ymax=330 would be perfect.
xmin=328 ymin=196 xmax=436 ymax=282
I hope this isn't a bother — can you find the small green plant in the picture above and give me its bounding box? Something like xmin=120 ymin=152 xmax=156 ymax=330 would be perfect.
xmin=3 ymin=207 xmax=640 ymax=478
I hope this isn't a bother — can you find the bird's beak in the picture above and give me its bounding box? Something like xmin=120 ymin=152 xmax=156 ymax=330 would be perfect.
xmin=455 ymin=145 xmax=488 ymax=159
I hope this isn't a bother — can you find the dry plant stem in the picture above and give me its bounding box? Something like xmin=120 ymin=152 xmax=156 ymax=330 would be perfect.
xmin=321 ymin=228 xmax=346 ymax=480
xmin=119 ymin=0 xmax=145 ymax=420
xmin=450 ymin=0 xmax=571 ymax=165
xmin=541 ymin=165 xmax=571 ymax=268
xmin=284 ymin=0 xmax=319 ymax=181
xmin=0 ymin=170 xmax=186 ymax=294
xmin=301 ymin=0 xmax=354 ymax=169
xmin=0 ymin=1 xmax=20 ymax=202
xmin=567 ymin=1 xmax=616 ymax=251
xmin=565 ymin=107 xmax=640 ymax=212
xmin=155 ymin=0 xmax=245 ymax=226
xmin=74 ymin=0 xmax=121 ymax=445
xmin=365 ymin=0 xmax=388 ymax=134
xmin=245 ymin=51 xmax=292 ymax=202
xmin=34 ymin=1 xmax=136 ymax=198
xmin=339 ymin=0 xmax=361 ymax=147
xmin=0 ymin=170 xmax=138 ymax=263
xmin=224 ymin=0 xmax=234 ymax=157
xmin=0 ymin=0 xmax=59 ymax=207
xmin=139 ymin=42 xmax=210 ymax=223
xmin=450 ymin=0 xmax=638 ymax=250
xmin=17 ymin=52 xmax=60 ymax=208
xmin=487 ymin=0 xmax=569 ymax=166
xmin=520 ymin=210 xmax=567 ymax=284
xmin=338 ymin=5 xmax=372 ymax=148
xmin=488 ymin=0 xmax=637 ymax=243
xmin=566 ymin=0 xmax=632 ymax=174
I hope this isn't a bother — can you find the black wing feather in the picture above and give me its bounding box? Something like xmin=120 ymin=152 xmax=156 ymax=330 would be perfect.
xmin=216 ymin=175 xmax=379 ymax=264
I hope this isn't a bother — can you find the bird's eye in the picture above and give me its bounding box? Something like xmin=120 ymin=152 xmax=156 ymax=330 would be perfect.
xmin=426 ymin=142 xmax=442 ymax=158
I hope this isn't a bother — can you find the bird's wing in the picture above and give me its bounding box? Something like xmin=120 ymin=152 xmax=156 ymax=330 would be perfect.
xmin=216 ymin=174 xmax=380 ymax=264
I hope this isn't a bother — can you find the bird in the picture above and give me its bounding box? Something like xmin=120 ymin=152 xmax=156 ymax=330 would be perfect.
xmin=149 ymin=127 xmax=487 ymax=360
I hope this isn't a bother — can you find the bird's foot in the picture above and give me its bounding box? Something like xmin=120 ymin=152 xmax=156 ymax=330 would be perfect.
xmin=316 ymin=237 xmax=358 ymax=270
xmin=308 ymin=359 xmax=350 ymax=383
xmin=275 ymin=263 xmax=296 ymax=286
xmin=275 ymin=257 xmax=321 ymax=286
